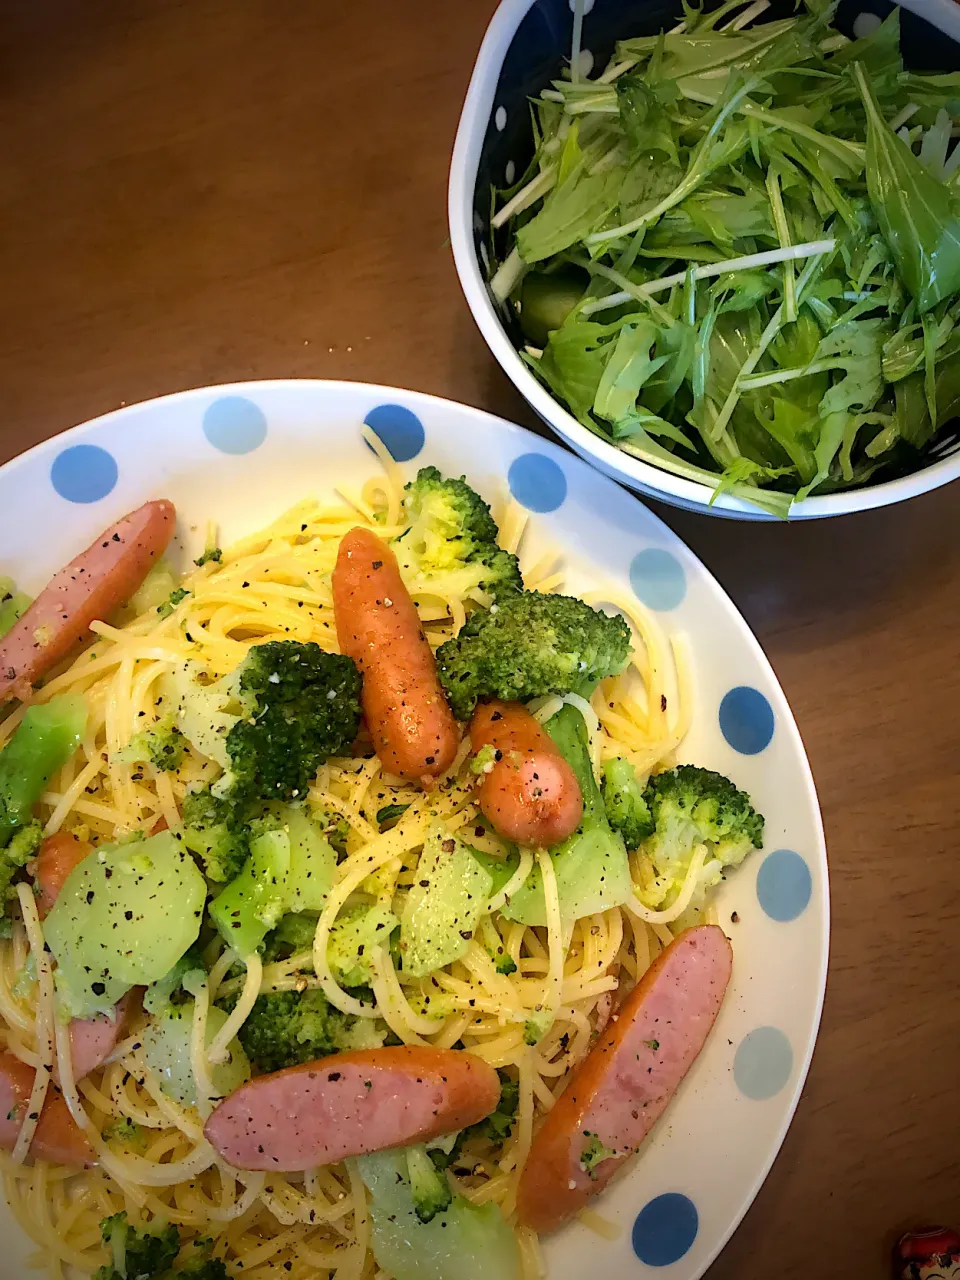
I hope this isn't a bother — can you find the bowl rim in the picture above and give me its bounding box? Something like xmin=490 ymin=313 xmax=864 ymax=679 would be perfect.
xmin=448 ymin=0 xmax=960 ymax=520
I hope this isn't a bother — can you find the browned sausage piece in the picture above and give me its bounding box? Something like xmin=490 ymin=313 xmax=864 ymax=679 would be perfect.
xmin=0 ymin=1053 xmax=95 ymax=1167
xmin=470 ymin=700 xmax=583 ymax=846
xmin=332 ymin=527 xmax=459 ymax=780
xmin=516 ymin=925 xmax=733 ymax=1232
xmin=203 ymin=1045 xmax=500 ymax=1171
xmin=0 ymin=499 xmax=176 ymax=704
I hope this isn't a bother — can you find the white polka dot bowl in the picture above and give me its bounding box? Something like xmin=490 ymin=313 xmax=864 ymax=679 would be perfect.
xmin=0 ymin=381 xmax=826 ymax=1278
xmin=448 ymin=0 xmax=960 ymax=520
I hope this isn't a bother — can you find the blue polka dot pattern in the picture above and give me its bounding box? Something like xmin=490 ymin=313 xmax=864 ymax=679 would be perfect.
xmin=50 ymin=445 xmax=119 ymax=504
xmin=203 ymin=396 xmax=268 ymax=455
xmin=507 ymin=453 xmax=567 ymax=512
xmin=734 ymin=1027 xmax=793 ymax=1100
xmin=757 ymin=850 xmax=812 ymax=922
xmin=363 ymin=404 xmax=425 ymax=463
xmin=633 ymin=1193 xmax=699 ymax=1267
xmin=719 ymin=686 xmax=775 ymax=755
xmin=629 ymin=548 xmax=687 ymax=611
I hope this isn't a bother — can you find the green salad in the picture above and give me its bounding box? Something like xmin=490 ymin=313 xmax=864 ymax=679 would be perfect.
xmin=488 ymin=1 xmax=960 ymax=514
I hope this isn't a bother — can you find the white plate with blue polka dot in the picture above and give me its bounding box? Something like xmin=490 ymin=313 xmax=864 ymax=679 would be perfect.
xmin=0 ymin=380 xmax=827 ymax=1279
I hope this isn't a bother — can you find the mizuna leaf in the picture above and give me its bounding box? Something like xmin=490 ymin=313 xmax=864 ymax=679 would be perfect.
xmin=517 ymin=167 xmax=622 ymax=263
xmin=855 ymin=61 xmax=960 ymax=314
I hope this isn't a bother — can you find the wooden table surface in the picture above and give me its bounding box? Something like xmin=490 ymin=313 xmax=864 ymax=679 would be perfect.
xmin=2 ymin=2 xmax=958 ymax=1276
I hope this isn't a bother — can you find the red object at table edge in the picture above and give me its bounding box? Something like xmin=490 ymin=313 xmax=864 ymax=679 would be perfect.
xmin=895 ymin=1228 xmax=960 ymax=1279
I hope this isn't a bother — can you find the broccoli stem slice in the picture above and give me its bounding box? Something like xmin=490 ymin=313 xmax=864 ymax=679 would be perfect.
xmin=0 ymin=694 xmax=87 ymax=848
xmin=208 ymin=827 xmax=290 ymax=956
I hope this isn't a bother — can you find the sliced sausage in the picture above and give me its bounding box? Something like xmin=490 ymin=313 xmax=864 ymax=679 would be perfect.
xmin=0 ymin=499 xmax=176 ymax=704
xmin=470 ymin=700 xmax=583 ymax=847
xmin=516 ymin=925 xmax=733 ymax=1232
xmin=332 ymin=527 xmax=459 ymax=780
xmin=0 ymin=1052 xmax=95 ymax=1167
xmin=64 ymin=989 xmax=137 ymax=1083
xmin=204 ymin=1044 xmax=499 ymax=1171
xmin=32 ymin=831 xmax=93 ymax=918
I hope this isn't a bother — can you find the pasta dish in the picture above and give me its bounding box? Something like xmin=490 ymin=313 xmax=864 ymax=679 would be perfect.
xmin=0 ymin=428 xmax=763 ymax=1280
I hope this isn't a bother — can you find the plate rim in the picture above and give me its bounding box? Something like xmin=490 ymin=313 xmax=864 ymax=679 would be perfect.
xmin=0 ymin=376 xmax=830 ymax=1277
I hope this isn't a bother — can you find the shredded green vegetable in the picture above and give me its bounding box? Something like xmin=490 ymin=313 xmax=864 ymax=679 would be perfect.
xmin=489 ymin=3 xmax=960 ymax=513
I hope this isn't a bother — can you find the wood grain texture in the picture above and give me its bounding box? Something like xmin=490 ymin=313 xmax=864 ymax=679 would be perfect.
xmin=1 ymin=1 xmax=958 ymax=1276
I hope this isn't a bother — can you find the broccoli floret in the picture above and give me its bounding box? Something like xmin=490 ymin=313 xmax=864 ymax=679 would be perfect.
xmin=462 ymin=1069 xmax=519 ymax=1150
xmin=185 ymin=788 xmax=345 ymax=892
xmin=404 ymin=467 xmax=498 ymax=555
xmin=208 ymin=807 xmax=337 ymax=955
xmin=183 ymin=787 xmax=317 ymax=891
xmin=638 ymin=765 xmax=764 ymax=917
xmin=469 ymin=744 xmax=497 ymax=776
xmin=194 ymin=547 xmax=223 ymax=567
xmin=0 ymin=820 xmax=42 ymax=907
xmin=524 ymin=1010 xmax=553 ymax=1045
xmin=94 ymin=1212 xmax=179 ymax=1280
xmin=146 ymin=726 xmax=185 ymax=772
xmin=436 ymin=592 xmax=631 ymax=720
xmin=470 ymin=545 xmax=524 ymax=601
xmin=261 ymin=912 xmax=318 ymax=963
xmin=115 ymin=711 xmax=186 ymax=773
xmin=234 ymin=988 xmax=381 ymax=1074
xmin=485 ymin=1072 xmax=519 ymax=1140
xmin=601 ymin=757 xmax=654 ymax=848
xmin=400 ymin=467 xmax=523 ymax=603
xmin=405 ymin=1144 xmax=453 ymax=1223
xmin=158 ymin=587 xmax=191 ymax=619
xmin=171 ymin=644 xmax=360 ymax=807
xmin=0 ymin=819 xmax=42 ymax=933
xmin=176 ymin=1258 xmax=228 ymax=1280
xmin=142 ymin=944 xmax=206 ymax=1014
xmin=579 ymin=1132 xmax=616 ymax=1179
xmin=102 ymin=1116 xmax=148 ymax=1151
xmin=431 ymin=1070 xmax=519 ymax=1171
xmin=181 ymin=788 xmax=250 ymax=883
xmin=174 ymin=1238 xmax=228 ymax=1279
xmin=312 ymin=805 xmax=350 ymax=856
xmin=94 ymin=1215 xmax=226 ymax=1280
xmin=226 ymin=641 xmax=362 ymax=803
xmin=645 ymin=765 xmax=764 ymax=864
